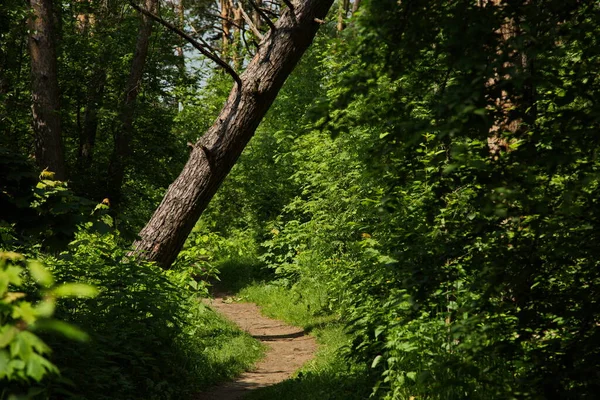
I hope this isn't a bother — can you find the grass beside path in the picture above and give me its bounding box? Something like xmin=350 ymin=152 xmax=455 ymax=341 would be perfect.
xmin=193 ymin=303 xmax=266 ymax=389
xmin=214 ymin=261 xmax=372 ymax=400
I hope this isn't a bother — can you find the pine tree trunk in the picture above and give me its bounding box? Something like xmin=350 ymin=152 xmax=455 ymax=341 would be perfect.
xmin=106 ymin=0 xmax=157 ymax=204
xmin=231 ymin=1 xmax=243 ymax=70
xmin=337 ymin=0 xmax=350 ymax=31
xmin=220 ymin=0 xmax=232 ymax=60
xmin=131 ymin=0 xmax=334 ymax=268
xmin=29 ymin=0 xmax=66 ymax=180
xmin=253 ymin=0 xmax=263 ymax=30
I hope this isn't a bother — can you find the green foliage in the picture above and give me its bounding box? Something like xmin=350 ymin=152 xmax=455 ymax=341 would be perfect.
xmin=318 ymin=1 xmax=600 ymax=398
xmin=4 ymin=0 xmax=600 ymax=397
xmin=0 ymin=147 xmax=263 ymax=399
xmin=0 ymin=251 xmax=96 ymax=399
xmin=40 ymin=229 xmax=207 ymax=399
xmin=0 ymin=149 xmax=111 ymax=250
xmin=197 ymin=1 xmax=600 ymax=398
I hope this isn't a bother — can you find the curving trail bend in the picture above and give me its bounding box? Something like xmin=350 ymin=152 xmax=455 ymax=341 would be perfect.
xmin=195 ymin=295 xmax=317 ymax=400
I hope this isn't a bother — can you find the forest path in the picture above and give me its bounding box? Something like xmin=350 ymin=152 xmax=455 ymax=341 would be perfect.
xmin=194 ymin=292 xmax=318 ymax=400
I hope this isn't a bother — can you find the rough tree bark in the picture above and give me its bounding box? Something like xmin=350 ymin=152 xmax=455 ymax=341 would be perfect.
xmin=131 ymin=0 xmax=334 ymax=268
xmin=484 ymin=0 xmax=532 ymax=157
xmin=106 ymin=0 xmax=157 ymax=204
xmin=29 ymin=0 xmax=66 ymax=180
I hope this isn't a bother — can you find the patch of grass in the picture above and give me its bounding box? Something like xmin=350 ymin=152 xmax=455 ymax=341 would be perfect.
xmin=238 ymin=283 xmax=334 ymax=330
xmin=192 ymin=303 xmax=266 ymax=388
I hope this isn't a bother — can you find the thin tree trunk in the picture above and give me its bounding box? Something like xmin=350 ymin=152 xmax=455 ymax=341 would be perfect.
xmin=176 ymin=0 xmax=185 ymax=59
xmin=337 ymin=0 xmax=349 ymax=31
xmin=253 ymin=0 xmax=263 ymax=30
xmin=106 ymin=0 xmax=157 ymax=204
xmin=76 ymin=4 xmax=107 ymax=169
xmin=131 ymin=0 xmax=334 ymax=268
xmin=220 ymin=0 xmax=232 ymax=60
xmin=485 ymin=1 xmax=528 ymax=157
xmin=351 ymin=0 xmax=361 ymax=14
xmin=231 ymin=0 xmax=243 ymax=69
xmin=78 ymin=69 xmax=106 ymax=168
xmin=29 ymin=0 xmax=66 ymax=180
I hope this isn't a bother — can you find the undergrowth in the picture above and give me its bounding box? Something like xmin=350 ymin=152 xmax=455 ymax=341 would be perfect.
xmin=0 ymin=162 xmax=264 ymax=400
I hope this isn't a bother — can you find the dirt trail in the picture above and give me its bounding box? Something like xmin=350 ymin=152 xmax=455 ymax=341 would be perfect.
xmin=195 ymin=294 xmax=318 ymax=400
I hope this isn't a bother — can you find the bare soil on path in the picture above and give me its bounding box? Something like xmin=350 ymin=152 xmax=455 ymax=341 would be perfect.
xmin=194 ymin=293 xmax=318 ymax=400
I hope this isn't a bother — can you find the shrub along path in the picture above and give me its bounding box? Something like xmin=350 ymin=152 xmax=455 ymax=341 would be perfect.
xmin=195 ymin=292 xmax=318 ymax=400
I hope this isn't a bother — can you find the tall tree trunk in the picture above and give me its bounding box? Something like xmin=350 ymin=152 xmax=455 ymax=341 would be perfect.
xmin=351 ymin=0 xmax=361 ymax=14
xmin=253 ymin=0 xmax=263 ymax=30
xmin=29 ymin=0 xmax=66 ymax=180
xmin=131 ymin=0 xmax=334 ymax=268
xmin=106 ymin=0 xmax=157 ymax=204
xmin=231 ymin=0 xmax=243 ymax=70
xmin=220 ymin=0 xmax=232 ymax=60
xmin=337 ymin=0 xmax=350 ymax=31
xmin=76 ymin=3 xmax=107 ymax=169
xmin=78 ymin=68 xmax=106 ymax=168
xmin=485 ymin=0 xmax=530 ymax=157
xmin=175 ymin=0 xmax=185 ymax=60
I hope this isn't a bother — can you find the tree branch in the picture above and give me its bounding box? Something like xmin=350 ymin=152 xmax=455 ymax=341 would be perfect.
xmin=129 ymin=1 xmax=241 ymax=87
xmin=237 ymin=2 xmax=264 ymax=40
xmin=281 ymin=0 xmax=294 ymax=12
xmin=206 ymin=12 xmax=244 ymax=31
xmin=248 ymin=0 xmax=276 ymax=31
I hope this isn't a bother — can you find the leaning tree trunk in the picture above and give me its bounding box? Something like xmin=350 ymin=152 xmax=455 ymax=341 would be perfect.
xmin=132 ymin=0 xmax=334 ymax=268
xmin=106 ymin=0 xmax=157 ymax=204
xmin=29 ymin=0 xmax=66 ymax=180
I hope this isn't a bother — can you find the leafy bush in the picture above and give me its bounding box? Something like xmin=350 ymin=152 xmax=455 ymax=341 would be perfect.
xmin=196 ymin=2 xmax=600 ymax=398
xmin=0 ymin=251 xmax=96 ymax=399
xmin=37 ymin=228 xmax=212 ymax=400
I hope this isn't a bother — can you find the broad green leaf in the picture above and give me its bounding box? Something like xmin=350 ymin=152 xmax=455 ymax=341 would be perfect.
xmin=20 ymin=331 xmax=51 ymax=355
xmin=0 ymin=350 xmax=9 ymax=378
xmin=371 ymin=355 xmax=383 ymax=368
xmin=28 ymin=261 xmax=54 ymax=287
xmin=33 ymin=320 xmax=89 ymax=341
xmin=0 ymin=326 xmax=19 ymax=348
xmin=52 ymin=283 xmax=98 ymax=298
xmin=34 ymin=299 xmax=56 ymax=318
xmin=26 ymin=353 xmax=47 ymax=381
